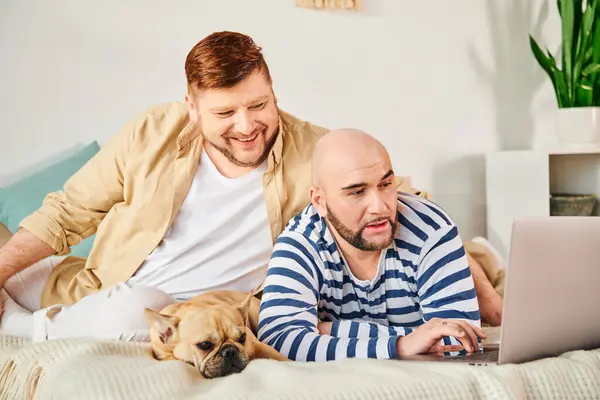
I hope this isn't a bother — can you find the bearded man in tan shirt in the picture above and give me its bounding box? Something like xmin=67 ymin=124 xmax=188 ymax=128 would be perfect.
xmin=0 ymin=31 xmax=502 ymax=342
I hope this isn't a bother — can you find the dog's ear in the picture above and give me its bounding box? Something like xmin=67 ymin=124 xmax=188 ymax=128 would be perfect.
xmin=144 ymin=308 xmax=181 ymax=346
xmin=236 ymin=291 xmax=254 ymax=327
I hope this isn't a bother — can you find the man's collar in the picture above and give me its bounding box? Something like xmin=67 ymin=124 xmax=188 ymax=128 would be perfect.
xmin=175 ymin=111 xmax=286 ymax=167
xmin=176 ymin=121 xmax=200 ymax=156
xmin=268 ymin=113 xmax=285 ymax=170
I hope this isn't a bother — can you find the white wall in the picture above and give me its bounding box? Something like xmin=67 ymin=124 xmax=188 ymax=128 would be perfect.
xmin=0 ymin=0 xmax=560 ymax=241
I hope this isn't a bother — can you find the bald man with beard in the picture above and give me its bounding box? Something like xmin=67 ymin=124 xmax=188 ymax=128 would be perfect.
xmin=257 ymin=129 xmax=487 ymax=361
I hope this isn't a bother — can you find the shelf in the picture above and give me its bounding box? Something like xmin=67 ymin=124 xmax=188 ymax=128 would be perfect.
xmin=546 ymin=145 xmax=600 ymax=155
xmin=485 ymin=149 xmax=600 ymax=260
xmin=494 ymin=146 xmax=600 ymax=156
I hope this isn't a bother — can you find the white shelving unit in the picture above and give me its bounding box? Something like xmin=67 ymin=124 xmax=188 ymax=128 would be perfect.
xmin=485 ymin=146 xmax=600 ymax=260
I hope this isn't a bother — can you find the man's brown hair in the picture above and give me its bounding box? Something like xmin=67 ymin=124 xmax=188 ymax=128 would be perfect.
xmin=185 ymin=31 xmax=271 ymax=93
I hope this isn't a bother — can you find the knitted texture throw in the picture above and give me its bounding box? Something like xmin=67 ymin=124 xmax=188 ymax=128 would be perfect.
xmin=1 ymin=334 xmax=599 ymax=400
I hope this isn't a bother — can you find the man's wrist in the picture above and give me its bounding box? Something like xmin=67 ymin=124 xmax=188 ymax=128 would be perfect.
xmin=0 ymin=264 xmax=14 ymax=290
xmin=395 ymin=335 xmax=409 ymax=357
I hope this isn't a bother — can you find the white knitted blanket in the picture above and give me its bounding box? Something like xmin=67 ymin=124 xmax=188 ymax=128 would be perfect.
xmin=1 ymin=334 xmax=599 ymax=400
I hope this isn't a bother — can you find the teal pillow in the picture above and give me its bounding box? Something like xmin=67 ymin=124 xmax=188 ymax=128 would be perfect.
xmin=0 ymin=141 xmax=101 ymax=257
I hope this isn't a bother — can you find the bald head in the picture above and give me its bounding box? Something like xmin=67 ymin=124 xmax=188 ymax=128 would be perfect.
xmin=309 ymin=129 xmax=398 ymax=253
xmin=311 ymin=129 xmax=392 ymax=189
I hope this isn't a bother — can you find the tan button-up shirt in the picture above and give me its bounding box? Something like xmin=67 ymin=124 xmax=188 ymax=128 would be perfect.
xmin=20 ymin=102 xmax=329 ymax=307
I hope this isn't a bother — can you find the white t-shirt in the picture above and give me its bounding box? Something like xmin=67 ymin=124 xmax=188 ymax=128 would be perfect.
xmin=127 ymin=148 xmax=273 ymax=300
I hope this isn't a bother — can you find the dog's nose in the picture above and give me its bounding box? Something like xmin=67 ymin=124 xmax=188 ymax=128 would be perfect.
xmin=220 ymin=346 xmax=236 ymax=360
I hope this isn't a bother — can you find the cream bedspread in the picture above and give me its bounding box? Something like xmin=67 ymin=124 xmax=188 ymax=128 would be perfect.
xmin=1 ymin=334 xmax=599 ymax=400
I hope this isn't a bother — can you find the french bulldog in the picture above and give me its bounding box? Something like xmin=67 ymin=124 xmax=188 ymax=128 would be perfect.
xmin=144 ymin=289 xmax=287 ymax=378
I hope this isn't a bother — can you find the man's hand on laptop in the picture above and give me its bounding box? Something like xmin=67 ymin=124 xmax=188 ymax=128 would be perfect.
xmin=397 ymin=318 xmax=487 ymax=356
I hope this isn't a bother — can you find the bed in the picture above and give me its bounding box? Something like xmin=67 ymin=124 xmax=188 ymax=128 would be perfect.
xmin=1 ymin=328 xmax=599 ymax=400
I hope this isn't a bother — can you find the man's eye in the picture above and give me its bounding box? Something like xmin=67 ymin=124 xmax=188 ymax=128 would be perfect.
xmin=196 ymin=341 xmax=214 ymax=351
xmin=216 ymin=111 xmax=233 ymax=117
xmin=350 ymin=189 xmax=365 ymax=196
xmin=249 ymin=102 xmax=266 ymax=110
xmin=381 ymin=182 xmax=393 ymax=188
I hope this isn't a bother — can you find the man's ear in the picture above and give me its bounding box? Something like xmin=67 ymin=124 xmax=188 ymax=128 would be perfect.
xmin=144 ymin=308 xmax=180 ymax=345
xmin=184 ymin=92 xmax=200 ymax=124
xmin=309 ymin=185 xmax=327 ymax=216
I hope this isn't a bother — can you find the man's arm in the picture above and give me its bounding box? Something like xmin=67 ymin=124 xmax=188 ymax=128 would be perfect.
xmin=257 ymin=233 xmax=400 ymax=362
xmin=398 ymin=180 xmax=502 ymax=326
xmin=417 ymin=223 xmax=481 ymax=346
xmin=466 ymin=251 xmax=503 ymax=326
xmin=0 ymin=228 xmax=56 ymax=286
xmin=17 ymin=116 xmax=139 ymax=256
xmin=0 ymin=112 xmax=140 ymax=287
xmin=328 ymin=320 xmax=412 ymax=339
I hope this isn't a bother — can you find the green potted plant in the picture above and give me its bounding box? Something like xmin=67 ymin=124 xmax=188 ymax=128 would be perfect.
xmin=530 ymin=0 xmax=600 ymax=146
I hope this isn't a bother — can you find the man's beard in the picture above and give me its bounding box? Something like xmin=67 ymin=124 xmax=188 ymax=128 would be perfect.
xmin=207 ymin=126 xmax=279 ymax=168
xmin=325 ymin=205 xmax=397 ymax=251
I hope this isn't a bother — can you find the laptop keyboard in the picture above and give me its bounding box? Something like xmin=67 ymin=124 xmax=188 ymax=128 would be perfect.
xmin=463 ymin=348 xmax=499 ymax=362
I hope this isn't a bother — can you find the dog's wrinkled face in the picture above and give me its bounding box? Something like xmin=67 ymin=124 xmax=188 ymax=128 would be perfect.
xmin=145 ymin=296 xmax=252 ymax=378
xmin=177 ymin=306 xmax=250 ymax=378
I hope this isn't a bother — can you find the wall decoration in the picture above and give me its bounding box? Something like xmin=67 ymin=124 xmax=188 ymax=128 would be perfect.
xmin=295 ymin=0 xmax=361 ymax=11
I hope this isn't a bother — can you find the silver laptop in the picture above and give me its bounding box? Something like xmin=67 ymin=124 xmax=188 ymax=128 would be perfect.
xmin=400 ymin=216 xmax=600 ymax=366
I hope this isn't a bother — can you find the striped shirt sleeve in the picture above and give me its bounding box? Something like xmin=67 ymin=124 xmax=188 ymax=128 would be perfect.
xmin=330 ymin=320 xmax=412 ymax=339
xmin=257 ymin=233 xmax=399 ymax=361
xmin=417 ymin=223 xmax=481 ymax=346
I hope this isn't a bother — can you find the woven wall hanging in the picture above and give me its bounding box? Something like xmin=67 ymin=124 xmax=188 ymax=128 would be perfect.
xmin=295 ymin=0 xmax=362 ymax=10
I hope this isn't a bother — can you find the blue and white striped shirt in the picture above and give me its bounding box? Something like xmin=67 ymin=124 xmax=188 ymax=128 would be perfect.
xmin=257 ymin=192 xmax=480 ymax=361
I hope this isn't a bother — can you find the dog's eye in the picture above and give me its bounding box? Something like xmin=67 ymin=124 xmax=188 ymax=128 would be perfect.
xmin=196 ymin=341 xmax=214 ymax=351
xmin=239 ymin=333 xmax=247 ymax=345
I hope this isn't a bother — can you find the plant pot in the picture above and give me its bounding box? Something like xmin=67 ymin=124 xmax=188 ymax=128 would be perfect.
xmin=550 ymin=193 xmax=597 ymax=216
xmin=555 ymin=107 xmax=600 ymax=146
